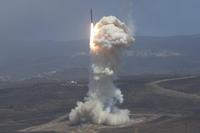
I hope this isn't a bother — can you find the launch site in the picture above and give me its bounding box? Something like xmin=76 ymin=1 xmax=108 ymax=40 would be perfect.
xmin=0 ymin=0 xmax=200 ymax=133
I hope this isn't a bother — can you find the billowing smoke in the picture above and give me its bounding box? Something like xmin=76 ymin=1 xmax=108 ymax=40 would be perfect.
xmin=69 ymin=16 xmax=134 ymax=126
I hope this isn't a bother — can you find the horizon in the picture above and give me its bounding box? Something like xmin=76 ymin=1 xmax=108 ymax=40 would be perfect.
xmin=0 ymin=33 xmax=200 ymax=42
xmin=0 ymin=0 xmax=200 ymax=41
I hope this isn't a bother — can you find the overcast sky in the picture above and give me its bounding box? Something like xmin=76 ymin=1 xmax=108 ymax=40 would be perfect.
xmin=0 ymin=0 xmax=200 ymax=41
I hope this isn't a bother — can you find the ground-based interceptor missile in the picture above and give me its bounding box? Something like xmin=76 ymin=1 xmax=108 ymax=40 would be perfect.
xmin=90 ymin=8 xmax=93 ymax=23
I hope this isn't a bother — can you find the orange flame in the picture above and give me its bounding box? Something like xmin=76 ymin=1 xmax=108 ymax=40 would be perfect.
xmin=90 ymin=23 xmax=97 ymax=52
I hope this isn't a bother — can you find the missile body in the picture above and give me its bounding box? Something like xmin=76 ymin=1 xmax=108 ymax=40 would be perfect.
xmin=90 ymin=8 xmax=93 ymax=23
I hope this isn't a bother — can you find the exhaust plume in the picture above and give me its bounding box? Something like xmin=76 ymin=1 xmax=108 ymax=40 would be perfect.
xmin=69 ymin=16 xmax=134 ymax=126
xmin=122 ymin=0 xmax=135 ymax=35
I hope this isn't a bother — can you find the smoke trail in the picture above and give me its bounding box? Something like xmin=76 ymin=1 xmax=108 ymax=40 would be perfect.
xmin=127 ymin=0 xmax=135 ymax=35
xmin=123 ymin=0 xmax=135 ymax=36
xmin=69 ymin=16 xmax=134 ymax=126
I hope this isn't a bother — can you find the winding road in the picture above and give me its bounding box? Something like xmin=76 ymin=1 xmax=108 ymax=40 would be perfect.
xmin=146 ymin=76 xmax=200 ymax=102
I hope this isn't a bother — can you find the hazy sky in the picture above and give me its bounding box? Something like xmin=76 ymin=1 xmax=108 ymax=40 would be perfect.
xmin=0 ymin=0 xmax=200 ymax=41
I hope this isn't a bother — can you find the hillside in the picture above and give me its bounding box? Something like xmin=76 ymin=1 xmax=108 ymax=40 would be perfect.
xmin=0 ymin=35 xmax=200 ymax=80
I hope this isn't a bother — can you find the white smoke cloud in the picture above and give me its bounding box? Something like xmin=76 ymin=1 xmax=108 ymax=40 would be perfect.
xmin=69 ymin=16 xmax=134 ymax=126
xmin=94 ymin=16 xmax=134 ymax=49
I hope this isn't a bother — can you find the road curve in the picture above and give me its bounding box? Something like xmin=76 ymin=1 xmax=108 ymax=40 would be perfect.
xmin=146 ymin=76 xmax=200 ymax=102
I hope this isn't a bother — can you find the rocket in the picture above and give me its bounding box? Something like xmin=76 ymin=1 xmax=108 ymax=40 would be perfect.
xmin=90 ymin=8 xmax=93 ymax=23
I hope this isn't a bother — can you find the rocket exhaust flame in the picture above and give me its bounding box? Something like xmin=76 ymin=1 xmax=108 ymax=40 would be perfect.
xmin=69 ymin=16 xmax=134 ymax=126
xmin=90 ymin=23 xmax=95 ymax=51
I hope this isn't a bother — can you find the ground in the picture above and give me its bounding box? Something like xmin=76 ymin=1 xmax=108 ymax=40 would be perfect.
xmin=0 ymin=75 xmax=200 ymax=133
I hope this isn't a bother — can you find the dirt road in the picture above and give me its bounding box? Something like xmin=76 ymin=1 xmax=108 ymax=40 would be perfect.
xmin=147 ymin=76 xmax=200 ymax=102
